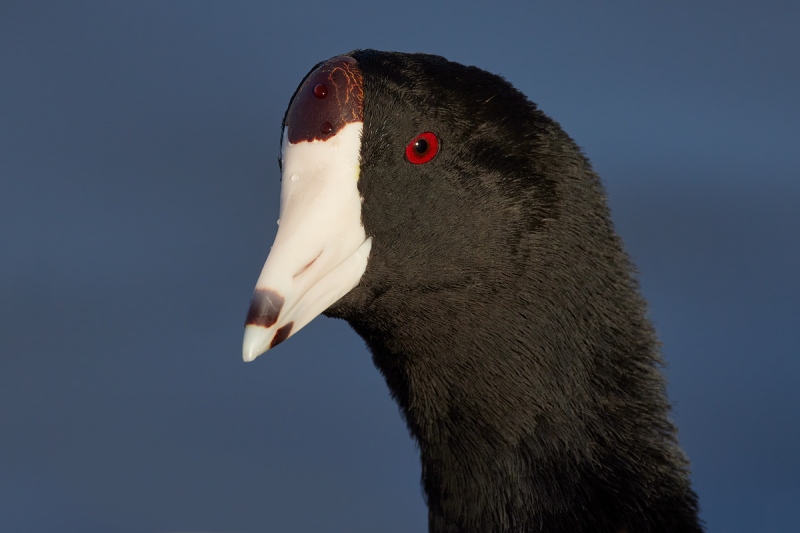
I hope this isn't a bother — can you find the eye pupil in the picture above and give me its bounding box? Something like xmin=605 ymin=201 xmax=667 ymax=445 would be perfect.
xmin=414 ymin=139 xmax=428 ymax=154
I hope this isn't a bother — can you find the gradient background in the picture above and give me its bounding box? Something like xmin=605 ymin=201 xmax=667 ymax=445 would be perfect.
xmin=2 ymin=2 xmax=798 ymax=532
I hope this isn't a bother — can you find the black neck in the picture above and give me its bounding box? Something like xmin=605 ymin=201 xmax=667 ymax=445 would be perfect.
xmin=349 ymin=283 xmax=702 ymax=533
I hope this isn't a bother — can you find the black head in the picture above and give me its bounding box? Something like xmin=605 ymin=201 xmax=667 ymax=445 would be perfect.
xmin=244 ymin=50 xmax=702 ymax=533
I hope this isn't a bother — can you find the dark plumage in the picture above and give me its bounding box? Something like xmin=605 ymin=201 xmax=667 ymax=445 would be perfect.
xmin=245 ymin=50 xmax=703 ymax=533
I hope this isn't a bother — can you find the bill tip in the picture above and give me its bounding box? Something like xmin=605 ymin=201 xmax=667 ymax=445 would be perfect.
xmin=242 ymin=325 xmax=272 ymax=362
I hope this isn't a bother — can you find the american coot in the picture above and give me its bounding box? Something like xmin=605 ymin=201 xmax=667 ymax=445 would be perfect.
xmin=243 ymin=50 xmax=703 ymax=533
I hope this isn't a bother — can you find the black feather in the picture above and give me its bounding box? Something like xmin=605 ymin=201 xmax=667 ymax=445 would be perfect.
xmin=321 ymin=50 xmax=703 ymax=533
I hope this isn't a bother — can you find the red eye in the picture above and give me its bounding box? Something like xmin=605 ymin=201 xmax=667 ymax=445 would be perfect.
xmin=405 ymin=132 xmax=439 ymax=164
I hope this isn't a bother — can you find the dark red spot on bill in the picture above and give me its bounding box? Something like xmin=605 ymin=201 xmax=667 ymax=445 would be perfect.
xmin=270 ymin=322 xmax=294 ymax=349
xmin=245 ymin=289 xmax=284 ymax=328
xmin=285 ymin=55 xmax=364 ymax=143
xmin=313 ymin=83 xmax=328 ymax=98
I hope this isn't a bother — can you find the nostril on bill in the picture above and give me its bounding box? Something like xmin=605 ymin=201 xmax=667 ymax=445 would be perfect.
xmin=293 ymin=251 xmax=322 ymax=279
xmin=245 ymin=289 xmax=284 ymax=328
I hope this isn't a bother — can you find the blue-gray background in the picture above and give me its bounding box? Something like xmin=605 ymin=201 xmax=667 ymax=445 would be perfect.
xmin=1 ymin=2 xmax=798 ymax=532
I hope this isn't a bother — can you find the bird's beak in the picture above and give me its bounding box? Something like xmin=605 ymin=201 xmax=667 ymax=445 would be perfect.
xmin=242 ymin=56 xmax=369 ymax=362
